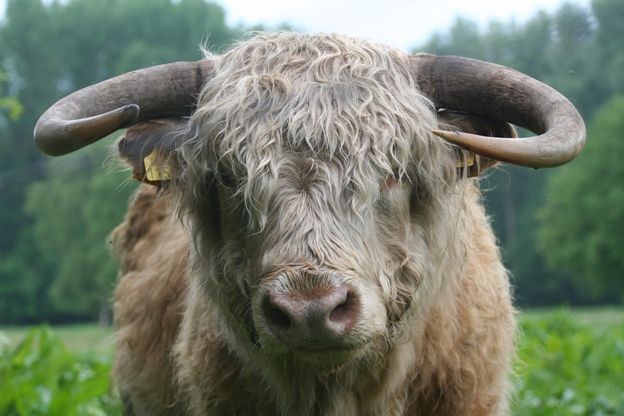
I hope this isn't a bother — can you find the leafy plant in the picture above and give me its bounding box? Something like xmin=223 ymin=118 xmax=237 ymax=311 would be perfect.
xmin=513 ymin=309 xmax=624 ymax=415
xmin=1 ymin=310 xmax=623 ymax=415
xmin=0 ymin=326 xmax=120 ymax=416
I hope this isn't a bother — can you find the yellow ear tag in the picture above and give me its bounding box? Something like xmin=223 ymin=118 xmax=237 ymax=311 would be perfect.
xmin=144 ymin=150 xmax=171 ymax=181
xmin=456 ymin=151 xmax=476 ymax=168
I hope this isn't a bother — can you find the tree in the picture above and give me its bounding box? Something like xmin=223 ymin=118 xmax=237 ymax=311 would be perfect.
xmin=417 ymin=3 xmax=611 ymax=305
xmin=593 ymin=0 xmax=624 ymax=97
xmin=0 ymin=0 xmax=241 ymax=323
xmin=539 ymin=96 xmax=624 ymax=299
xmin=25 ymin=139 xmax=136 ymax=323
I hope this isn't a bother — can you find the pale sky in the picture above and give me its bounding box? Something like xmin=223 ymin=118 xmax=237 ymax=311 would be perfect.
xmin=0 ymin=0 xmax=591 ymax=51
xmin=220 ymin=0 xmax=591 ymax=50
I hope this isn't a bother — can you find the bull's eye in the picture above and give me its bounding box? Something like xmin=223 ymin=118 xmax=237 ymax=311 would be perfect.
xmin=219 ymin=173 xmax=236 ymax=189
xmin=382 ymin=172 xmax=401 ymax=191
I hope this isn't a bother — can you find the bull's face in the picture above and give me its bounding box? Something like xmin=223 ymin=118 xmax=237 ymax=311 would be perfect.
xmin=176 ymin=36 xmax=467 ymax=365
xmin=183 ymin=154 xmax=447 ymax=366
xmin=178 ymin=107 xmax=520 ymax=366
xmin=200 ymin=154 xmax=424 ymax=364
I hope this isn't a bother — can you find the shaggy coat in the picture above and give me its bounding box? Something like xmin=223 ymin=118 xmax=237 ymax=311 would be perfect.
xmin=111 ymin=33 xmax=516 ymax=416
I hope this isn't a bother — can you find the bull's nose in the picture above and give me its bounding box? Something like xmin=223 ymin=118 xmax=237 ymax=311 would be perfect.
xmin=261 ymin=285 xmax=360 ymax=344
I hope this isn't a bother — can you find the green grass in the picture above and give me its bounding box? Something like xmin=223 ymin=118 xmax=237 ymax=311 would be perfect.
xmin=1 ymin=308 xmax=623 ymax=415
xmin=0 ymin=324 xmax=114 ymax=355
xmin=0 ymin=327 xmax=120 ymax=416
xmin=522 ymin=306 xmax=624 ymax=328
xmin=513 ymin=307 xmax=624 ymax=415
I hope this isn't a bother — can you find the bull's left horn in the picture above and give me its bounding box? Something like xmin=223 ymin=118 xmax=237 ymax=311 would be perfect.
xmin=410 ymin=54 xmax=585 ymax=168
xmin=34 ymin=60 xmax=213 ymax=156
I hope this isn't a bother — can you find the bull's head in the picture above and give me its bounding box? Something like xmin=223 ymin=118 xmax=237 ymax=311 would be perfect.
xmin=34 ymin=34 xmax=584 ymax=367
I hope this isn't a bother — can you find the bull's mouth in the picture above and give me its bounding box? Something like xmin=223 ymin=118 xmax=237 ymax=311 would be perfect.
xmin=259 ymin=339 xmax=372 ymax=366
xmin=299 ymin=347 xmax=368 ymax=365
xmin=294 ymin=344 xmax=364 ymax=356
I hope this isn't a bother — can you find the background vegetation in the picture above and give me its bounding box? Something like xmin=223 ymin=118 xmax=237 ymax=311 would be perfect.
xmin=0 ymin=0 xmax=622 ymax=413
xmin=0 ymin=0 xmax=240 ymax=324
xmin=2 ymin=309 xmax=622 ymax=415
xmin=0 ymin=0 xmax=622 ymax=324
xmin=420 ymin=0 xmax=624 ymax=307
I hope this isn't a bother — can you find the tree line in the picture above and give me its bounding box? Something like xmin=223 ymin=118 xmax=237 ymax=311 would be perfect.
xmin=419 ymin=0 xmax=624 ymax=306
xmin=0 ymin=0 xmax=622 ymax=324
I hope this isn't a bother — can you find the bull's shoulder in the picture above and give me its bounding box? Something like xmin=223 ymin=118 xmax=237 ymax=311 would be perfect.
xmin=110 ymin=185 xmax=184 ymax=272
xmin=406 ymin=196 xmax=515 ymax=415
xmin=112 ymin=185 xmax=191 ymax=415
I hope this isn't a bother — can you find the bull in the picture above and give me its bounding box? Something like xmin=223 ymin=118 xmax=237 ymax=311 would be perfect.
xmin=34 ymin=33 xmax=585 ymax=415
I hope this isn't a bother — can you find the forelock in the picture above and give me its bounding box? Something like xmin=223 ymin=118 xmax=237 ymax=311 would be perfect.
xmin=181 ymin=32 xmax=455 ymax=222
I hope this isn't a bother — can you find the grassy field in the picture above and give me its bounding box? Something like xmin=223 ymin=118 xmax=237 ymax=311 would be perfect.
xmin=0 ymin=324 xmax=114 ymax=355
xmin=1 ymin=307 xmax=623 ymax=415
xmin=523 ymin=306 xmax=624 ymax=327
xmin=513 ymin=308 xmax=624 ymax=415
xmin=0 ymin=325 xmax=120 ymax=415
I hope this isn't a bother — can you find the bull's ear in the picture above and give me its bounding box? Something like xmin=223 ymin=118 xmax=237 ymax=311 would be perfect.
xmin=117 ymin=118 xmax=189 ymax=186
xmin=437 ymin=110 xmax=518 ymax=178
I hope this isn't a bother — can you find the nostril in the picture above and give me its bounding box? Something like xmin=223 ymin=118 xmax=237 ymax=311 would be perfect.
xmin=328 ymin=290 xmax=359 ymax=329
xmin=262 ymin=296 xmax=292 ymax=330
xmin=259 ymin=285 xmax=360 ymax=340
xmin=329 ymin=302 xmax=347 ymax=322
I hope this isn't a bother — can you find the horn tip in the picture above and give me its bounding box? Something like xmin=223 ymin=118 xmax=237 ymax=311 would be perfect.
xmin=432 ymin=129 xmax=460 ymax=141
xmin=119 ymin=104 xmax=140 ymax=126
xmin=33 ymin=104 xmax=141 ymax=157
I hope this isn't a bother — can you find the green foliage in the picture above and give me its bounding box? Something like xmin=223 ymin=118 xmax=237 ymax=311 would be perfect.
xmin=593 ymin=0 xmax=624 ymax=96
xmin=0 ymin=0 xmax=240 ymax=324
xmin=0 ymin=97 xmax=22 ymax=121
xmin=2 ymin=311 xmax=622 ymax=414
xmin=420 ymin=0 xmax=624 ymax=305
xmin=24 ymin=141 xmax=136 ymax=319
xmin=0 ymin=248 xmax=43 ymax=323
xmin=0 ymin=326 xmax=120 ymax=416
xmin=0 ymin=324 xmax=114 ymax=355
xmin=539 ymin=97 xmax=624 ymax=297
xmin=513 ymin=310 xmax=624 ymax=415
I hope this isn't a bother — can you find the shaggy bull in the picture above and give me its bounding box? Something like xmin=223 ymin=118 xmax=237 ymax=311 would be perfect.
xmin=34 ymin=33 xmax=584 ymax=415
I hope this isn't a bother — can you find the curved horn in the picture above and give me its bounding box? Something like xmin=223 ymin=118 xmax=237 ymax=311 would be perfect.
xmin=34 ymin=60 xmax=213 ymax=156
xmin=410 ymin=54 xmax=585 ymax=167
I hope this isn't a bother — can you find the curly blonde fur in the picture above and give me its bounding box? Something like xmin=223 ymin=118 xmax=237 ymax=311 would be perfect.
xmin=112 ymin=32 xmax=516 ymax=416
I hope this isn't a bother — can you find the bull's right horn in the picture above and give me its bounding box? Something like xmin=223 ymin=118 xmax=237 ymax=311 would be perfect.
xmin=34 ymin=60 xmax=213 ymax=156
xmin=410 ymin=54 xmax=586 ymax=168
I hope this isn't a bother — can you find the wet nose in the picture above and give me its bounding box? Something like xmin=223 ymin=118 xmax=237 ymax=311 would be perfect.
xmin=261 ymin=284 xmax=360 ymax=344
